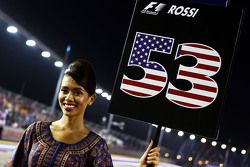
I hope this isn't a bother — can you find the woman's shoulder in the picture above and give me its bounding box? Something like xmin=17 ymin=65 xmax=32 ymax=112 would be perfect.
xmin=24 ymin=121 xmax=50 ymax=137
xmin=26 ymin=121 xmax=50 ymax=130
xmin=88 ymin=131 xmax=110 ymax=149
xmin=88 ymin=131 xmax=106 ymax=142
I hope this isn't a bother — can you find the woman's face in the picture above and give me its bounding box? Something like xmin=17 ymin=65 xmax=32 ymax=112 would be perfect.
xmin=58 ymin=75 xmax=95 ymax=117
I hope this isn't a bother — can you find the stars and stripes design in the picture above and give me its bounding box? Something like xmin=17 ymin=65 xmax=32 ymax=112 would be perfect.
xmin=166 ymin=43 xmax=221 ymax=109
xmin=120 ymin=32 xmax=174 ymax=98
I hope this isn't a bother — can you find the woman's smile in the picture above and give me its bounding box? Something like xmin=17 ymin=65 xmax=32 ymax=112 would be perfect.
xmin=63 ymin=103 xmax=77 ymax=111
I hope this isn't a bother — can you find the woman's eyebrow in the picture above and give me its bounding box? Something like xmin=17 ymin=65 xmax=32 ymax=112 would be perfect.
xmin=60 ymin=86 xmax=85 ymax=92
xmin=73 ymin=87 xmax=85 ymax=92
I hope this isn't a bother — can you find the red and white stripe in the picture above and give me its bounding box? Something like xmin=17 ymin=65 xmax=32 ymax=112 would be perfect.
xmin=121 ymin=68 xmax=167 ymax=98
xmin=166 ymin=43 xmax=221 ymax=109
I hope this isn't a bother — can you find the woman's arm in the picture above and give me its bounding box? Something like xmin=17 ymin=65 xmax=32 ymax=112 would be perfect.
xmin=139 ymin=140 xmax=160 ymax=167
xmin=5 ymin=133 xmax=27 ymax=167
xmin=5 ymin=122 xmax=36 ymax=167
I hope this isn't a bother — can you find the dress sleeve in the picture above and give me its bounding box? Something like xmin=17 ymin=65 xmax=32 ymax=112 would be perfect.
xmin=89 ymin=138 xmax=113 ymax=167
xmin=5 ymin=122 xmax=36 ymax=167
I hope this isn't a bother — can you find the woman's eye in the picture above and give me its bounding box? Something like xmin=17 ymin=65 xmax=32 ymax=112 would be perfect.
xmin=74 ymin=91 xmax=82 ymax=96
xmin=61 ymin=89 xmax=68 ymax=94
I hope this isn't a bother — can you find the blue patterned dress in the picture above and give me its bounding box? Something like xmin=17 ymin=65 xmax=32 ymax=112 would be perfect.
xmin=5 ymin=121 xmax=113 ymax=167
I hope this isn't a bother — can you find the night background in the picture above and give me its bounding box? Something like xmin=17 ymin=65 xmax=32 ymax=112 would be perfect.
xmin=0 ymin=0 xmax=249 ymax=151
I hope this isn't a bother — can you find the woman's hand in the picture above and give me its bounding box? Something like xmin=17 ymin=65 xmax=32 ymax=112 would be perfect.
xmin=139 ymin=140 xmax=160 ymax=167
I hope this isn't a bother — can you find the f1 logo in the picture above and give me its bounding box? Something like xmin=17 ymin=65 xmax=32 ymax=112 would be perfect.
xmin=141 ymin=2 xmax=166 ymax=15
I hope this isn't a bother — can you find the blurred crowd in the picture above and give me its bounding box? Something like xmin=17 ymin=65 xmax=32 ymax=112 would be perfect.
xmin=0 ymin=87 xmax=57 ymax=130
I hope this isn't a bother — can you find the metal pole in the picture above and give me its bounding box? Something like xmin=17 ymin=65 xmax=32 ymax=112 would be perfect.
xmin=223 ymin=146 xmax=230 ymax=167
xmin=152 ymin=125 xmax=162 ymax=147
xmin=107 ymin=114 xmax=114 ymax=132
xmin=158 ymin=127 xmax=165 ymax=146
xmin=146 ymin=123 xmax=153 ymax=143
xmin=20 ymin=80 xmax=26 ymax=96
xmin=147 ymin=125 xmax=162 ymax=167
xmin=225 ymin=0 xmax=231 ymax=7
xmin=50 ymin=45 xmax=71 ymax=115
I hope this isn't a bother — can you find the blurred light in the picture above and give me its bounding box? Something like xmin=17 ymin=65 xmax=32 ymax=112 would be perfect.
xmin=101 ymin=92 xmax=108 ymax=97
xmin=54 ymin=61 xmax=63 ymax=67
xmin=95 ymin=88 xmax=103 ymax=94
xmin=41 ymin=51 xmax=51 ymax=58
xmin=189 ymin=134 xmax=196 ymax=140
xmin=7 ymin=26 xmax=18 ymax=33
xmin=205 ymin=160 xmax=209 ymax=164
xmin=102 ymin=116 xmax=107 ymax=123
xmin=201 ymin=138 xmax=207 ymax=143
xmin=165 ymin=127 xmax=171 ymax=133
xmin=231 ymin=147 xmax=236 ymax=152
xmin=198 ymin=160 xmax=203 ymax=165
xmin=164 ymin=153 xmax=170 ymax=158
xmin=221 ymin=144 xmax=227 ymax=149
xmin=178 ymin=131 xmax=184 ymax=137
xmin=66 ymin=45 xmax=71 ymax=52
xmin=241 ymin=149 xmax=246 ymax=155
xmin=219 ymin=163 xmax=223 ymax=167
xmin=188 ymin=156 xmax=193 ymax=161
xmin=152 ymin=124 xmax=158 ymax=128
xmin=176 ymin=155 xmax=181 ymax=160
xmin=211 ymin=141 xmax=217 ymax=146
xmin=106 ymin=95 xmax=111 ymax=100
xmin=26 ymin=40 xmax=36 ymax=46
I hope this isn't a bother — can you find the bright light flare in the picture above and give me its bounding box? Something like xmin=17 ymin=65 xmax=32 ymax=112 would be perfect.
xmin=165 ymin=128 xmax=171 ymax=133
xmin=101 ymin=92 xmax=108 ymax=97
xmin=241 ymin=149 xmax=246 ymax=155
xmin=95 ymin=88 xmax=103 ymax=94
xmin=41 ymin=51 xmax=51 ymax=58
xmin=201 ymin=138 xmax=207 ymax=143
xmin=211 ymin=141 xmax=217 ymax=146
xmin=26 ymin=40 xmax=36 ymax=46
xmin=54 ymin=61 xmax=63 ymax=67
xmin=221 ymin=144 xmax=227 ymax=149
xmin=178 ymin=131 xmax=184 ymax=137
xmin=189 ymin=134 xmax=195 ymax=140
xmin=7 ymin=26 xmax=18 ymax=33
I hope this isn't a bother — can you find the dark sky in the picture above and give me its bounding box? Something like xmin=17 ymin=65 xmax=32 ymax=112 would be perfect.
xmin=0 ymin=0 xmax=249 ymax=148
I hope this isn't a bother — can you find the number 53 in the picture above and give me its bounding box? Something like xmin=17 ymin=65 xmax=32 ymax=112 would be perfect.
xmin=120 ymin=32 xmax=221 ymax=109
